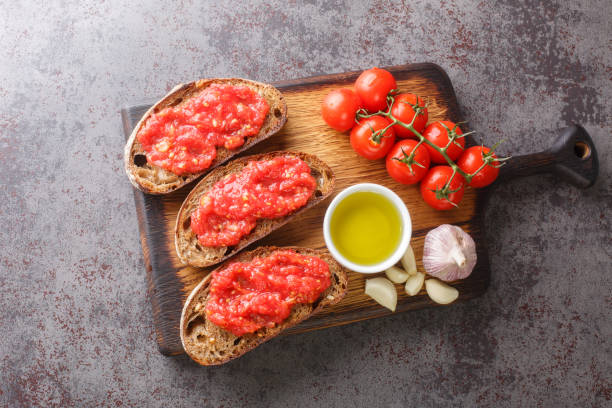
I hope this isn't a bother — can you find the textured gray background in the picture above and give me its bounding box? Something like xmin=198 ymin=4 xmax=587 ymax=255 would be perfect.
xmin=1 ymin=0 xmax=610 ymax=406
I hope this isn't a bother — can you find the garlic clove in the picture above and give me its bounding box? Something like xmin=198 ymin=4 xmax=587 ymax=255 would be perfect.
xmin=385 ymin=266 xmax=410 ymax=284
xmin=364 ymin=277 xmax=397 ymax=312
xmin=425 ymin=279 xmax=459 ymax=304
xmin=405 ymin=272 xmax=425 ymax=296
xmin=400 ymin=245 xmax=417 ymax=276
xmin=422 ymin=224 xmax=477 ymax=282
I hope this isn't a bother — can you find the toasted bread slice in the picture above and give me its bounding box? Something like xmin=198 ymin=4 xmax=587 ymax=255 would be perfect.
xmin=175 ymin=151 xmax=335 ymax=267
xmin=124 ymin=78 xmax=287 ymax=194
xmin=180 ymin=246 xmax=349 ymax=365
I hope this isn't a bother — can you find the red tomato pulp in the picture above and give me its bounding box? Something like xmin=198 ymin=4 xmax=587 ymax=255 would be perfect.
xmin=190 ymin=156 xmax=316 ymax=247
xmin=137 ymin=84 xmax=269 ymax=175
xmin=205 ymin=250 xmax=331 ymax=336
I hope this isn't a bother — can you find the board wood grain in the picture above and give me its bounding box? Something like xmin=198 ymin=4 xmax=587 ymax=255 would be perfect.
xmin=122 ymin=63 xmax=491 ymax=356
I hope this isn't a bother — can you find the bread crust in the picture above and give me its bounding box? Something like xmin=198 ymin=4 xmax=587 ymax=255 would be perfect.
xmin=174 ymin=151 xmax=335 ymax=267
xmin=180 ymin=246 xmax=349 ymax=366
xmin=124 ymin=78 xmax=288 ymax=194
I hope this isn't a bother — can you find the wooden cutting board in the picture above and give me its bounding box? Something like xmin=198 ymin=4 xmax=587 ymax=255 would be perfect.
xmin=121 ymin=63 xmax=598 ymax=356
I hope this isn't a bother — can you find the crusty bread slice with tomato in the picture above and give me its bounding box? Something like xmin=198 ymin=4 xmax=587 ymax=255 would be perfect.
xmin=175 ymin=151 xmax=335 ymax=268
xmin=180 ymin=246 xmax=348 ymax=366
xmin=124 ymin=78 xmax=287 ymax=194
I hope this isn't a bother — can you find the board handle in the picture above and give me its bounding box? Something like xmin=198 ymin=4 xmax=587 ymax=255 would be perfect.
xmin=497 ymin=125 xmax=599 ymax=188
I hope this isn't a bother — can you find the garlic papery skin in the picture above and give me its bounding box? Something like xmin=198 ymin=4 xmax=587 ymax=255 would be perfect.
xmin=422 ymin=224 xmax=477 ymax=282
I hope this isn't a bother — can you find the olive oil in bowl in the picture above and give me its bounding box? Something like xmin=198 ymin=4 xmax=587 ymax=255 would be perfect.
xmin=329 ymin=191 xmax=403 ymax=266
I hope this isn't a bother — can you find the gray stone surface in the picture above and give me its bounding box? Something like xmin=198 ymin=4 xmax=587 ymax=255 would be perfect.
xmin=1 ymin=0 xmax=610 ymax=406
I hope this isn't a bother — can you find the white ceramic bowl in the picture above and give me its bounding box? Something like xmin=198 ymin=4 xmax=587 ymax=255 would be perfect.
xmin=323 ymin=183 xmax=412 ymax=274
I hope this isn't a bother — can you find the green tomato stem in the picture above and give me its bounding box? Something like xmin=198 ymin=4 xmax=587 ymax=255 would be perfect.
xmin=354 ymin=92 xmax=510 ymax=197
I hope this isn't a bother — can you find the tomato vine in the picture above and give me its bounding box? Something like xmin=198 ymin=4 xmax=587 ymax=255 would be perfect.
xmin=356 ymin=93 xmax=510 ymax=203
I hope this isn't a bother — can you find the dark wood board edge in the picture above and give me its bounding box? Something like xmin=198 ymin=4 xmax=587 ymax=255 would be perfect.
xmin=273 ymin=62 xmax=451 ymax=90
xmin=121 ymin=63 xmax=491 ymax=356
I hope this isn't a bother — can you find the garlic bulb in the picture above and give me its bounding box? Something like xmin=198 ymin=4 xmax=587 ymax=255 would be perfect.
xmin=422 ymin=224 xmax=476 ymax=281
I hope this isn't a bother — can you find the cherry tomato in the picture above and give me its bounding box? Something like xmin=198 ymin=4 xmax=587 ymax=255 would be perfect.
xmin=390 ymin=93 xmax=428 ymax=138
xmin=350 ymin=116 xmax=396 ymax=160
xmin=420 ymin=166 xmax=465 ymax=210
xmin=321 ymin=88 xmax=361 ymax=132
xmin=457 ymin=146 xmax=500 ymax=188
xmin=422 ymin=121 xmax=466 ymax=163
xmin=354 ymin=68 xmax=397 ymax=113
xmin=385 ymin=139 xmax=431 ymax=185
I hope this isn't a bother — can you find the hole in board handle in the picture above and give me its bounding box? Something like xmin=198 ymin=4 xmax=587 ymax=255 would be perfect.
xmin=574 ymin=141 xmax=591 ymax=160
